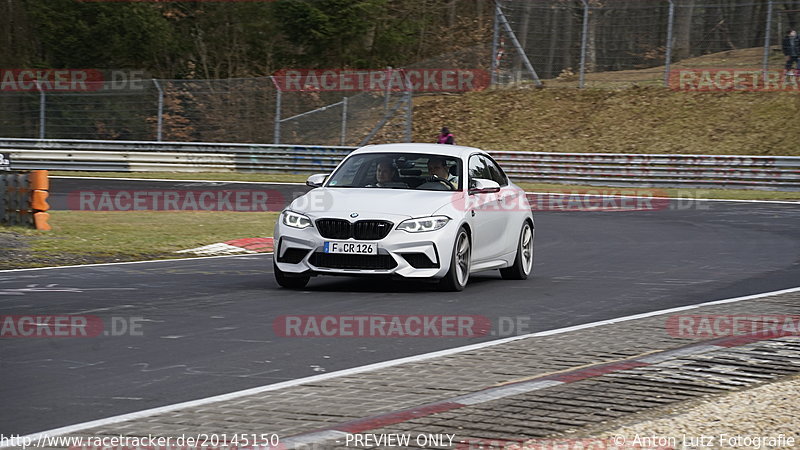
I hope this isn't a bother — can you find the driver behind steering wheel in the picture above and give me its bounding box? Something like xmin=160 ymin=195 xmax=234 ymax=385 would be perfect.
xmin=427 ymin=157 xmax=458 ymax=190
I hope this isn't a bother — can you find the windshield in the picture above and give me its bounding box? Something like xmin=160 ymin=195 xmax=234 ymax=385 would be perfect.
xmin=326 ymin=153 xmax=462 ymax=191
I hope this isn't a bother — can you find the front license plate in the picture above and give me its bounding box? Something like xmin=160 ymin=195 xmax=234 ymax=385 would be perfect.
xmin=324 ymin=241 xmax=378 ymax=255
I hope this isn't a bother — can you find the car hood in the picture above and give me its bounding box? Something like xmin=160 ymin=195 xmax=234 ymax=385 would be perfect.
xmin=289 ymin=188 xmax=463 ymax=220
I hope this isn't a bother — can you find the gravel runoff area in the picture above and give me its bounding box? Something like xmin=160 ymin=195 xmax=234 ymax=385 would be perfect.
xmin=592 ymin=374 xmax=800 ymax=449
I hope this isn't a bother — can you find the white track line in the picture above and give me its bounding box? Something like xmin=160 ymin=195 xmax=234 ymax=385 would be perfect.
xmin=0 ymin=253 xmax=271 ymax=273
xmin=6 ymin=284 xmax=800 ymax=445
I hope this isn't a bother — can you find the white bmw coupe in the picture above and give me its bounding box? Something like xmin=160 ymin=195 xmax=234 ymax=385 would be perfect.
xmin=273 ymin=143 xmax=534 ymax=291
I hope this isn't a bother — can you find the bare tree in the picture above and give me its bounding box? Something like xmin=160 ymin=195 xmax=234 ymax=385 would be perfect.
xmin=673 ymin=0 xmax=696 ymax=60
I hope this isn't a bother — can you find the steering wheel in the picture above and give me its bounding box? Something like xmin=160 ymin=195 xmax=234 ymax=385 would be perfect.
xmin=425 ymin=176 xmax=456 ymax=190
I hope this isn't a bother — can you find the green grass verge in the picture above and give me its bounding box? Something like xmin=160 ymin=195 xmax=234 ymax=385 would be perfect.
xmin=3 ymin=211 xmax=278 ymax=265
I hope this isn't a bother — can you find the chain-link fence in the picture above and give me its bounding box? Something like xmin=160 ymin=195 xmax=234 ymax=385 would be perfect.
xmin=0 ymin=73 xmax=413 ymax=145
xmin=4 ymin=0 xmax=800 ymax=144
xmin=494 ymin=0 xmax=800 ymax=88
xmin=274 ymin=71 xmax=414 ymax=147
xmin=1 ymin=83 xmax=159 ymax=141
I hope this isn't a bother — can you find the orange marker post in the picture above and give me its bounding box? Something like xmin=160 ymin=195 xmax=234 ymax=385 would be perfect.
xmin=28 ymin=170 xmax=50 ymax=231
xmin=33 ymin=212 xmax=51 ymax=231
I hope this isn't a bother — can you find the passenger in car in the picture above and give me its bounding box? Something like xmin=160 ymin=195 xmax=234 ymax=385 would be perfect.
xmin=427 ymin=157 xmax=459 ymax=188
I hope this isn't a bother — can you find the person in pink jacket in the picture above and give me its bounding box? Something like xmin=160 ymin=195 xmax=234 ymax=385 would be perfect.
xmin=437 ymin=127 xmax=455 ymax=145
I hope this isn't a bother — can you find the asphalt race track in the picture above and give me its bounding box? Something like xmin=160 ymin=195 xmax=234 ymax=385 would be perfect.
xmin=2 ymin=177 xmax=800 ymax=435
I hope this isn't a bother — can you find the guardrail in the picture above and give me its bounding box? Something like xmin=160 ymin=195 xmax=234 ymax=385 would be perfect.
xmin=2 ymin=139 xmax=350 ymax=173
xmin=2 ymin=138 xmax=800 ymax=191
xmin=491 ymin=151 xmax=800 ymax=190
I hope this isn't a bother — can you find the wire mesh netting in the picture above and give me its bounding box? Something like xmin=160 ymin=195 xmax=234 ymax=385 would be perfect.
xmin=4 ymin=0 xmax=800 ymax=143
xmin=495 ymin=0 xmax=800 ymax=88
xmin=0 ymin=91 xmax=40 ymax=139
xmin=0 ymin=74 xmax=414 ymax=146
xmin=0 ymin=68 xmax=475 ymax=145
xmin=274 ymin=71 xmax=412 ymax=147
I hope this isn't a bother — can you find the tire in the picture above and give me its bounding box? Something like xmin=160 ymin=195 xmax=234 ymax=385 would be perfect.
xmin=274 ymin=260 xmax=310 ymax=289
xmin=500 ymin=221 xmax=534 ymax=280
xmin=439 ymin=228 xmax=471 ymax=291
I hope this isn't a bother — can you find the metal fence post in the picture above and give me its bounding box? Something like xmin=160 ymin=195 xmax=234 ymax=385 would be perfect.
xmin=495 ymin=3 xmax=542 ymax=86
xmin=152 ymin=79 xmax=164 ymax=141
xmin=664 ymin=0 xmax=676 ymax=88
xmin=579 ymin=0 xmax=590 ymax=89
xmin=384 ymin=67 xmax=392 ymax=112
xmin=491 ymin=0 xmax=500 ymax=87
xmin=763 ymin=0 xmax=774 ymax=76
xmin=36 ymin=81 xmax=45 ymax=139
xmin=273 ymin=76 xmax=282 ymax=145
xmin=340 ymin=96 xmax=348 ymax=146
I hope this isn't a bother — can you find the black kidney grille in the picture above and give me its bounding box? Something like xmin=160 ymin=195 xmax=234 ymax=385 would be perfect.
xmin=353 ymin=220 xmax=393 ymax=240
xmin=315 ymin=219 xmax=352 ymax=239
xmin=316 ymin=219 xmax=393 ymax=240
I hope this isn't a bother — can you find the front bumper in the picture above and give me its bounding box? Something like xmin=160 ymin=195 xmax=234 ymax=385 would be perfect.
xmin=274 ymin=220 xmax=456 ymax=279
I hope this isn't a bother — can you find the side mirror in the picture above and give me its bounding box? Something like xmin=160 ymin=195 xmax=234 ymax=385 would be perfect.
xmin=469 ymin=178 xmax=501 ymax=195
xmin=306 ymin=173 xmax=328 ymax=188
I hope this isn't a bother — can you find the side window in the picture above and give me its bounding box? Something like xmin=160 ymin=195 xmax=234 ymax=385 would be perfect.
xmin=468 ymin=155 xmax=491 ymax=187
xmin=483 ymin=156 xmax=508 ymax=186
xmin=469 ymin=155 xmax=506 ymax=187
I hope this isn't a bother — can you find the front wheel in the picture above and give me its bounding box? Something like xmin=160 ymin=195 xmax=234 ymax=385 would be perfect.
xmin=439 ymin=228 xmax=471 ymax=291
xmin=500 ymin=221 xmax=534 ymax=280
xmin=274 ymin=260 xmax=310 ymax=289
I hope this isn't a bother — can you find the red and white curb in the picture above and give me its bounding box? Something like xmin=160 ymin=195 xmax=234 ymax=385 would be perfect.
xmin=278 ymin=333 xmax=799 ymax=448
xmin=176 ymin=237 xmax=274 ymax=256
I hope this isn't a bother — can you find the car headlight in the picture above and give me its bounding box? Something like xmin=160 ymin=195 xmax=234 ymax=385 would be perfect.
xmin=282 ymin=210 xmax=312 ymax=229
xmin=397 ymin=216 xmax=450 ymax=233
